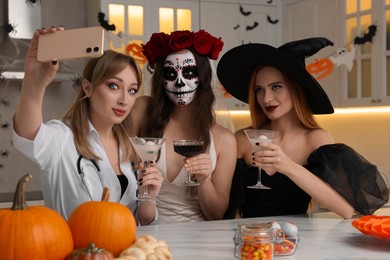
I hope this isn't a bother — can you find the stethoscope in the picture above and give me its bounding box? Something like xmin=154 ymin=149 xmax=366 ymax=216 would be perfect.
xmin=77 ymin=154 xmax=105 ymax=201
xmin=77 ymin=155 xmax=138 ymax=201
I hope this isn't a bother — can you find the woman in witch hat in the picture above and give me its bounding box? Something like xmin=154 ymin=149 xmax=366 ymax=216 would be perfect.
xmin=217 ymin=38 xmax=388 ymax=219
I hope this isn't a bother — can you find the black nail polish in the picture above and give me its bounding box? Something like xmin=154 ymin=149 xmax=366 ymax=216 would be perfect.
xmin=252 ymin=152 xmax=254 ymax=156
xmin=52 ymin=60 xmax=57 ymax=65
xmin=252 ymin=157 xmax=255 ymax=161
xmin=139 ymin=178 xmax=143 ymax=183
xmin=256 ymin=142 xmax=260 ymax=146
xmin=141 ymin=170 xmax=146 ymax=173
xmin=139 ymin=182 xmax=143 ymax=186
xmin=252 ymin=162 xmax=256 ymax=165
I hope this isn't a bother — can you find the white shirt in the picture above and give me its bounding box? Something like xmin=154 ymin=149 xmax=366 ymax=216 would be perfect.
xmin=12 ymin=119 xmax=138 ymax=220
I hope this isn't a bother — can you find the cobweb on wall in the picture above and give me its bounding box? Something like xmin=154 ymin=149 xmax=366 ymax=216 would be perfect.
xmin=0 ymin=36 xmax=79 ymax=195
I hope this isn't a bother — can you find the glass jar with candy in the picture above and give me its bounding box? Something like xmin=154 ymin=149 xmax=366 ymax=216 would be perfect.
xmin=233 ymin=223 xmax=274 ymax=260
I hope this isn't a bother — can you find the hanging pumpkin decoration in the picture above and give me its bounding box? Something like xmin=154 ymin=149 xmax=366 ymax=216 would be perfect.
xmin=68 ymin=187 xmax=137 ymax=257
xmin=0 ymin=174 xmax=74 ymax=260
xmin=126 ymin=43 xmax=147 ymax=64
xmin=66 ymin=242 xmax=114 ymax=260
xmin=306 ymin=58 xmax=334 ymax=80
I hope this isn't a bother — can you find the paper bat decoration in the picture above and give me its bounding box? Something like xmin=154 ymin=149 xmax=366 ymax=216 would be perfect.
xmin=98 ymin=12 xmax=116 ymax=31
xmin=329 ymin=45 xmax=356 ymax=71
xmin=240 ymin=6 xmax=251 ymax=16
xmin=246 ymin=22 xmax=259 ymax=31
xmin=353 ymin=25 xmax=377 ymax=45
xmin=267 ymin=15 xmax=279 ymax=24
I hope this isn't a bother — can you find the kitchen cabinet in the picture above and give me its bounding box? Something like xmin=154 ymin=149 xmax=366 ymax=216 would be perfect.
xmin=283 ymin=0 xmax=390 ymax=108
xmin=282 ymin=0 xmax=340 ymax=107
xmin=87 ymin=0 xmax=199 ymax=95
xmin=200 ymin=0 xmax=282 ymax=110
xmin=88 ymin=0 xmax=282 ymax=110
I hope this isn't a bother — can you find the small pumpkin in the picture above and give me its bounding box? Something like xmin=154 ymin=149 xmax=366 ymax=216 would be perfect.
xmin=0 ymin=174 xmax=74 ymax=260
xmin=68 ymin=187 xmax=137 ymax=257
xmin=66 ymin=242 xmax=114 ymax=260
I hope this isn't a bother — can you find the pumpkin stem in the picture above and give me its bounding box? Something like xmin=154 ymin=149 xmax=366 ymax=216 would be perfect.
xmin=101 ymin=187 xmax=110 ymax=202
xmin=87 ymin=242 xmax=97 ymax=252
xmin=11 ymin=173 xmax=32 ymax=210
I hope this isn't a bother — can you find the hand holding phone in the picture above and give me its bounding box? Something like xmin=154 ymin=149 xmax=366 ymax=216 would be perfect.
xmin=37 ymin=27 xmax=104 ymax=62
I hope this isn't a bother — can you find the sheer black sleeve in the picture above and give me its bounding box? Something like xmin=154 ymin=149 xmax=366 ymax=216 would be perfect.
xmin=305 ymin=143 xmax=389 ymax=215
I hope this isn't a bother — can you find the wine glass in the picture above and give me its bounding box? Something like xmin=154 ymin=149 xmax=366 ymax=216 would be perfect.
xmin=173 ymin=140 xmax=204 ymax=186
xmin=129 ymin=137 xmax=165 ymax=201
xmin=244 ymin=129 xmax=279 ymax=189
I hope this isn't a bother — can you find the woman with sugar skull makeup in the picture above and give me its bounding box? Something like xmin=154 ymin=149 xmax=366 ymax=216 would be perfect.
xmin=129 ymin=30 xmax=237 ymax=223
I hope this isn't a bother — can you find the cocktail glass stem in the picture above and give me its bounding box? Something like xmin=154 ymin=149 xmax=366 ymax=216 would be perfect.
xmin=185 ymin=168 xmax=199 ymax=186
xmin=139 ymin=160 xmax=152 ymax=199
xmin=248 ymin=167 xmax=271 ymax=189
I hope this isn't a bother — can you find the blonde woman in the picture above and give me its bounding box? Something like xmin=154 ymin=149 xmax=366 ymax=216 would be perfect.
xmin=13 ymin=27 xmax=163 ymax=224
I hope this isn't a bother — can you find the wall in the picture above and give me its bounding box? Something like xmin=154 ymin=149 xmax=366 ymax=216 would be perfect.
xmin=0 ymin=0 xmax=87 ymax=201
xmin=1 ymin=0 xmax=389 ymax=202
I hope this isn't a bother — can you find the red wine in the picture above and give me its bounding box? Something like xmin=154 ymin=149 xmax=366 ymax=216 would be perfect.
xmin=174 ymin=144 xmax=203 ymax=157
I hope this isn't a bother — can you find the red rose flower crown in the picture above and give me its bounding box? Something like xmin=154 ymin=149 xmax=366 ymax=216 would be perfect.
xmin=142 ymin=30 xmax=224 ymax=66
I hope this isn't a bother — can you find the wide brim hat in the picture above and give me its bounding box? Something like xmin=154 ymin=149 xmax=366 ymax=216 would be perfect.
xmin=217 ymin=38 xmax=334 ymax=114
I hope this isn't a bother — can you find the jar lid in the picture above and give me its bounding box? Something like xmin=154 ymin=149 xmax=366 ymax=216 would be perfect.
xmin=237 ymin=223 xmax=273 ymax=236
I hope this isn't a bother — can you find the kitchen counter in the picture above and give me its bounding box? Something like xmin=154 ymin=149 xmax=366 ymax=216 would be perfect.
xmin=137 ymin=207 xmax=390 ymax=259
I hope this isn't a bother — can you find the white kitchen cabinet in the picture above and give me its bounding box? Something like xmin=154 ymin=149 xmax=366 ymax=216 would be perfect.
xmin=283 ymin=0 xmax=390 ymax=108
xmin=282 ymin=0 xmax=341 ymax=107
xmin=338 ymin=0 xmax=390 ymax=107
xmin=200 ymin=0 xmax=282 ymax=109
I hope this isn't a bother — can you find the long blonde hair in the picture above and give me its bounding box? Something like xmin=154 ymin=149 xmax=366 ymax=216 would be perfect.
xmin=62 ymin=50 xmax=142 ymax=162
xmin=248 ymin=65 xmax=321 ymax=130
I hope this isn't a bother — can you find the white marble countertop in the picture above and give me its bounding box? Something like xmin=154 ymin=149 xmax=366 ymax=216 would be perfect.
xmin=137 ymin=207 xmax=390 ymax=260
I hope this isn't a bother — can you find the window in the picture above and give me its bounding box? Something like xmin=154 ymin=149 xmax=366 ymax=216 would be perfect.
xmin=343 ymin=0 xmax=390 ymax=105
xmin=345 ymin=0 xmax=372 ymax=99
xmin=159 ymin=8 xmax=192 ymax=33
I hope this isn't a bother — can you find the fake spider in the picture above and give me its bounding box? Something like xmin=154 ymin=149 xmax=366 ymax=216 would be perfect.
xmin=71 ymin=75 xmax=82 ymax=89
xmin=0 ymin=149 xmax=9 ymax=159
xmin=0 ymin=98 xmax=10 ymax=107
xmin=1 ymin=23 xmax=17 ymax=36
xmin=1 ymin=121 xmax=10 ymax=130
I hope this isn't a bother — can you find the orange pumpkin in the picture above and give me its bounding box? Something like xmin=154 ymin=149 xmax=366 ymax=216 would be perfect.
xmin=0 ymin=174 xmax=74 ymax=260
xmin=66 ymin=242 xmax=114 ymax=260
xmin=68 ymin=187 xmax=137 ymax=257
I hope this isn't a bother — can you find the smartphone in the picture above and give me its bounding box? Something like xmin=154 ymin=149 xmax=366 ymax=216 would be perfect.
xmin=37 ymin=27 xmax=104 ymax=62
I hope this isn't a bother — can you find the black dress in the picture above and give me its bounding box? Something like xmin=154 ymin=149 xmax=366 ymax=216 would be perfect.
xmin=224 ymin=143 xmax=389 ymax=219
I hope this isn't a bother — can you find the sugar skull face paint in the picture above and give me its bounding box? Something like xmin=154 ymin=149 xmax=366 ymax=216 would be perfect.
xmin=163 ymin=50 xmax=199 ymax=106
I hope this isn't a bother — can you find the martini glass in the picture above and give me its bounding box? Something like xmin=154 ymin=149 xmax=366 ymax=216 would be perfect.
xmin=244 ymin=129 xmax=279 ymax=189
xmin=173 ymin=140 xmax=204 ymax=186
xmin=129 ymin=137 xmax=165 ymax=201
